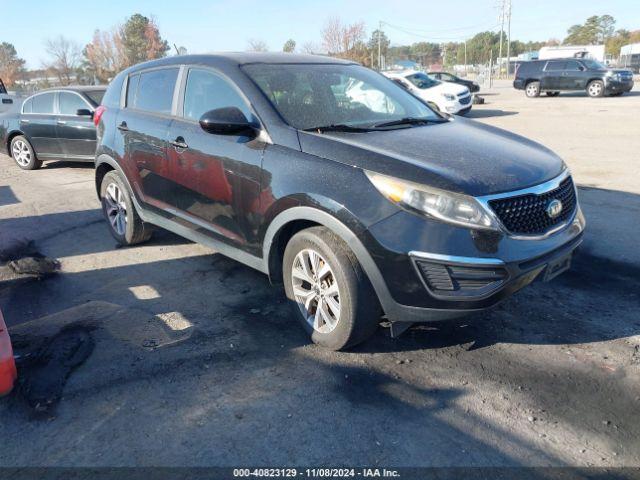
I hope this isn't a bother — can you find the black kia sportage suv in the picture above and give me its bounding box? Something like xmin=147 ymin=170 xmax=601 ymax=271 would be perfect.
xmin=94 ymin=53 xmax=585 ymax=350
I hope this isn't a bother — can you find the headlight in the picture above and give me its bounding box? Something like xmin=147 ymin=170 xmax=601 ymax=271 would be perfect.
xmin=442 ymin=93 xmax=456 ymax=101
xmin=365 ymin=171 xmax=499 ymax=230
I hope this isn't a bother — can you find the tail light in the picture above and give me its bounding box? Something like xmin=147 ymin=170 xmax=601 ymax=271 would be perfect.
xmin=93 ymin=105 xmax=106 ymax=127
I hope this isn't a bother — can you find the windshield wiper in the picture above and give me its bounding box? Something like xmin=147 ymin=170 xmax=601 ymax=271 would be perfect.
xmin=373 ymin=117 xmax=447 ymax=128
xmin=303 ymin=124 xmax=374 ymax=133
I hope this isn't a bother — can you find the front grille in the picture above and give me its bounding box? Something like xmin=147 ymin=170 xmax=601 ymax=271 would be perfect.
xmin=459 ymin=95 xmax=471 ymax=105
xmin=416 ymin=260 xmax=507 ymax=298
xmin=489 ymin=176 xmax=577 ymax=235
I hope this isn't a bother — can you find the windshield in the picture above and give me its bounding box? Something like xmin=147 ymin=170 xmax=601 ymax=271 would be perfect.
xmin=85 ymin=89 xmax=106 ymax=106
xmin=242 ymin=64 xmax=438 ymax=130
xmin=581 ymin=59 xmax=606 ymax=70
xmin=406 ymin=72 xmax=440 ymax=89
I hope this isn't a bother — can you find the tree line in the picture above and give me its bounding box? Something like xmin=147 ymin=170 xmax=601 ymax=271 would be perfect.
xmin=1 ymin=13 xmax=638 ymax=90
xmin=0 ymin=13 xmax=169 ymax=89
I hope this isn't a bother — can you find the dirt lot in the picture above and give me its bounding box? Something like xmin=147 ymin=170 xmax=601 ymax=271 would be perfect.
xmin=0 ymin=81 xmax=639 ymax=468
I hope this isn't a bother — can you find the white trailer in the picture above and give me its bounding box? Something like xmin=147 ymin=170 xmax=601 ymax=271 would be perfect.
xmin=538 ymin=45 xmax=605 ymax=62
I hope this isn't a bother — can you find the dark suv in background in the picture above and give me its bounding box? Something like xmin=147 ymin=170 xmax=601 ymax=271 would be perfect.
xmin=1 ymin=86 xmax=105 ymax=170
xmin=514 ymin=58 xmax=634 ymax=98
xmin=94 ymin=53 xmax=585 ymax=350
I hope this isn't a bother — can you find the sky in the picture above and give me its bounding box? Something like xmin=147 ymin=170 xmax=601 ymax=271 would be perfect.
xmin=2 ymin=0 xmax=640 ymax=68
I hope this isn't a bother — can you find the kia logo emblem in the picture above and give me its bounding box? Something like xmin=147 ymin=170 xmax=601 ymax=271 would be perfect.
xmin=546 ymin=199 xmax=563 ymax=218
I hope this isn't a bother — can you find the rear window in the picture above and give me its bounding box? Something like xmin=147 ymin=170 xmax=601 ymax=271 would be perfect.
xmin=126 ymin=74 xmax=140 ymax=108
xmin=545 ymin=61 xmax=566 ymax=71
xmin=516 ymin=62 xmax=541 ymax=76
xmin=31 ymin=93 xmax=55 ymax=114
xmin=102 ymin=73 xmax=125 ymax=108
xmin=134 ymin=68 xmax=179 ymax=115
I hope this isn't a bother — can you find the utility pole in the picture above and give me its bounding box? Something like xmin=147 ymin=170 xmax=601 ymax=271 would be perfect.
xmin=378 ymin=21 xmax=382 ymax=71
xmin=506 ymin=0 xmax=512 ymax=78
xmin=464 ymin=41 xmax=467 ymax=75
xmin=498 ymin=0 xmax=505 ymax=78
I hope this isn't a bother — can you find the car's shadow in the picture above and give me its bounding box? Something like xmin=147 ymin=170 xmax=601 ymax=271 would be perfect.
xmin=41 ymin=161 xmax=95 ymax=170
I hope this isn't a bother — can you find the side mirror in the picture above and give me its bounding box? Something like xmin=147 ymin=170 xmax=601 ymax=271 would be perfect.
xmin=76 ymin=108 xmax=93 ymax=117
xmin=199 ymin=107 xmax=256 ymax=137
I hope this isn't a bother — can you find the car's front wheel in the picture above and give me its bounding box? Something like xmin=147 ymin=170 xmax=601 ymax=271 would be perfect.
xmin=283 ymin=226 xmax=380 ymax=350
xmin=100 ymin=171 xmax=153 ymax=246
xmin=10 ymin=136 xmax=42 ymax=170
xmin=525 ymin=81 xmax=540 ymax=97
xmin=587 ymin=80 xmax=605 ymax=97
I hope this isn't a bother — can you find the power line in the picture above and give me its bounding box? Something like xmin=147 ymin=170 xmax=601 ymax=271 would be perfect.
xmin=383 ymin=21 xmax=501 ymax=42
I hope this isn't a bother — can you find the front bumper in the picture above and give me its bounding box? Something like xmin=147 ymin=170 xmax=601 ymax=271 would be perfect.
xmin=442 ymin=96 xmax=472 ymax=114
xmin=605 ymin=78 xmax=634 ymax=93
xmin=362 ymin=201 xmax=585 ymax=323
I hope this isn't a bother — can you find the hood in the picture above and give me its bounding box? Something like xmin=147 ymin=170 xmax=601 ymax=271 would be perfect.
xmin=298 ymin=118 xmax=565 ymax=196
xmin=432 ymin=81 xmax=469 ymax=96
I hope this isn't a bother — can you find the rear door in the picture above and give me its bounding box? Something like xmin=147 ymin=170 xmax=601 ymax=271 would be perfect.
xmin=541 ymin=61 xmax=566 ymax=90
xmin=56 ymin=91 xmax=97 ymax=158
xmin=20 ymin=92 xmax=61 ymax=156
xmin=117 ymin=67 xmax=179 ymax=211
xmin=164 ymin=67 xmax=266 ymax=250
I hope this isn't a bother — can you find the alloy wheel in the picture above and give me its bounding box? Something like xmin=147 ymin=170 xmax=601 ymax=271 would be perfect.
xmin=526 ymin=84 xmax=538 ymax=96
xmin=12 ymin=140 xmax=31 ymax=167
xmin=588 ymin=82 xmax=602 ymax=96
xmin=291 ymin=248 xmax=341 ymax=334
xmin=104 ymin=183 xmax=128 ymax=236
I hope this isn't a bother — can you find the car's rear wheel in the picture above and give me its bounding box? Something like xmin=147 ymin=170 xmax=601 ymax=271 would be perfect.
xmin=10 ymin=136 xmax=41 ymax=170
xmin=525 ymin=81 xmax=540 ymax=97
xmin=587 ymin=80 xmax=604 ymax=97
xmin=100 ymin=171 xmax=153 ymax=246
xmin=283 ymin=226 xmax=380 ymax=350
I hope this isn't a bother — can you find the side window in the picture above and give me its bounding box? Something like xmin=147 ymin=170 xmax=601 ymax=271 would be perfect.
xmin=22 ymin=97 xmax=33 ymax=113
xmin=59 ymin=92 xmax=89 ymax=115
xmin=566 ymin=61 xmax=583 ymax=71
xmin=135 ymin=68 xmax=179 ymax=114
xmin=183 ymin=68 xmax=252 ymax=121
xmin=545 ymin=61 xmax=566 ymax=71
xmin=126 ymin=74 xmax=140 ymax=108
xmin=31 ymin=93 xmax=56 ymax=114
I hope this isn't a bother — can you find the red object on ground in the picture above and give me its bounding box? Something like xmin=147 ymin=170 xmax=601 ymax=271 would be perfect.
xmin=0 ymin=308 xmax=17 ymax=396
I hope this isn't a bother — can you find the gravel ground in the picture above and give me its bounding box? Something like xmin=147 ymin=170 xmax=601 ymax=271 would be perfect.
xmin=0 ymin=82 xmax=638 ymax=468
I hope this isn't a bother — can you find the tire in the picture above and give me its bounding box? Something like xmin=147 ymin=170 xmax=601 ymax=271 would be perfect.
xmin=283 ymin=226 xmax=381 ymax=350
xmin=100 ymin=171 xmax=153 ymax=246
xmin=10 ymin=135 xmax=42 ymax=170
xmin=587 ymin=80 xmax=604 ymax=98
xmin=525 ymin=81 xmax=540 ymax=97
xmin=546 ymin=91 xmax=560 ymax=97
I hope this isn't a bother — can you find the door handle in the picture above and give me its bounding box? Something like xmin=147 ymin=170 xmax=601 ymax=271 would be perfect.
xmin=117 ymin=122 xmax=129 ymax=132
xmin=57 ymin=120 xmax=67 ymax=125
xmin=171 ymin=137 xmax=188 ymax=149
xmin=20 ymin=119 xmax=30 ymax=124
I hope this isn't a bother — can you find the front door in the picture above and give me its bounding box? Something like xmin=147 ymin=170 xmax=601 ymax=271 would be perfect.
xmin=164 ymin=67 xmax=266 ymax=251
xmin=56 ymin=91 xmax=97 ymax=158
xmin=564 ymin=60 xmax=588 ymax=90
xmin=20 ymin=92 xmax=61 ymax=156
xmin=117 ymin=68 xmax=179 ymax=212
